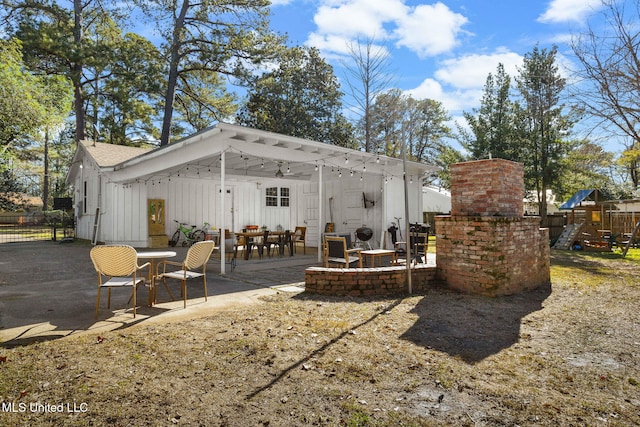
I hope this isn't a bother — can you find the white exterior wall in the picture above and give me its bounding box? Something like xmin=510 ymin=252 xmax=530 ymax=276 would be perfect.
xmin=73 ymin=166 xmax=149 ymax=247
xmin=72 ymin=162 xmax=103 ymax=243
xmin=318 ymin=172 xmax=421 ymax=250
xmin=423 ymin=186 xmax=452 ymax=213
xmin=104 ymin=182 xmax=149 ymax=246
xmin=72 ymin=156 xmax=423 ymax=251
xmin=147 ymin=176 xmax=307 ymax=245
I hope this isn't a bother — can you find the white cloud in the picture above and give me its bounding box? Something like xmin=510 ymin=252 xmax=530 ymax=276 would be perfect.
xmin=308 ymin=0 xmax=466 ymax=58
xmin=313 ymin=0 xmax=406 ymax=38
xmin=393 ymin=2 xmax=469 ymax=58
xmin=406 ymin=49 xmax=523 ymax=114
xmin=434 ymin=49 xmax=523 ymax=89
xmin=404 ymin=78 xmax=481 ymax=113
xmin=405 ymin=78 xmax=444 ymax=100
xmin=537 ymin=0 xmax=603 ymax=24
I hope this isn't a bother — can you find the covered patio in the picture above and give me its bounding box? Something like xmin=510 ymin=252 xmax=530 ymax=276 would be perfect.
xmin=67 ymin=123 xmax=437 ymax=274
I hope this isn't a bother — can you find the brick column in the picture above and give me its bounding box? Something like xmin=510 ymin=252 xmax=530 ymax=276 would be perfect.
xmin=435 ymin=159 xmax=550 ymax=296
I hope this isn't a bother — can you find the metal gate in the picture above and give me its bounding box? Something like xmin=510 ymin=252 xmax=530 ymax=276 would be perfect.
xmin=0 ymin=213 xmax=74 ymax=244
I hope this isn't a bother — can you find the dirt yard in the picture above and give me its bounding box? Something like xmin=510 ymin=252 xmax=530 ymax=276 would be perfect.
xmin=1 ymin=250 xmax=639 ymax=426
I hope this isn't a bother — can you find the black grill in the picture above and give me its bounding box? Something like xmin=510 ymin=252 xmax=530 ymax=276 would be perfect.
xmin=355 ymin=227 xmax=374 ymax=242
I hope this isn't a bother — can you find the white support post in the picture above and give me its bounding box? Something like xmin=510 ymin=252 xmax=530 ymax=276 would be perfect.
xmin=220 ymin=151 xmax=226 ymax=275
xmin=317 ymin=165 xmax=324 ymax=263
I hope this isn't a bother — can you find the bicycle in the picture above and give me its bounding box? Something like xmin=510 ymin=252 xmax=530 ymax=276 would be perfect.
xmin=169 ymin=220 xmax=209 ymax=247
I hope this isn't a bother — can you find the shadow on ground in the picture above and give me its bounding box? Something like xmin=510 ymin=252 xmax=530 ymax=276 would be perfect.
xmin=400 ymin=283 xmax=552 ymax=363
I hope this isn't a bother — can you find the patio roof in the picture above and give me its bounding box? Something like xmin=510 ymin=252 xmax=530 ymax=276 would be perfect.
xmin=68 ymin=123 xmax=438 ymax=185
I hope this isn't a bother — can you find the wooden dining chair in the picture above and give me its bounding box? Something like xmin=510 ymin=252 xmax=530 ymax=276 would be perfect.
xmin=293 ymin=226 xmax=306 ymax=254
xmin=155 ymin=240 xmax=215 ymax=308
xmin=90 ymin=245 xmax=150 ymax=319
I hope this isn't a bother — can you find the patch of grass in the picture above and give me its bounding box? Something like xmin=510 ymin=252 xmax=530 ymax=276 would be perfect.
xmin=550 ymin=265 xmax=606 ymax=288
xmin=621 ymin=247 xmax=640 ymax=262
xmin=340 ymin=400 xmax=373 ymax=427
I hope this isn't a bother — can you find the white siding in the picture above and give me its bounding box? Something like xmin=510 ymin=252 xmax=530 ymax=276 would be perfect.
xmin=105 ymin=182 xmax=148 ymax=246
xmin=74 ymin=156 xmax=420 ymax=250
xmin=145 ymin=177 xmax=306 ymax=239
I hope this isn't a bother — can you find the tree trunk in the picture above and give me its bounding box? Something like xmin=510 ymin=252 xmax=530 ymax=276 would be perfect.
xmin=160 ymin=0 xmax=190 ymax=146
xmin=73 ymin=76 xmax=85 ymax=142
xmin=73 ymin=0 xmax=85 ymax=142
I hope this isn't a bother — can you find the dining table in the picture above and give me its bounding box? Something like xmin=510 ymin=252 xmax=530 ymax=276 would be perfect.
xmin=137 ymin=250 xmax=177 ymax=305
xmin=235 ymin=230 xmax=292 ymax=259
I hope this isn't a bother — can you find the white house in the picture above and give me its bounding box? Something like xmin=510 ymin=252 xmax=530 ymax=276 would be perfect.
xmin=422 ymin=185 xmax=451 ymax=214
xmin=66 ymin=123 xmax=437 ymax=272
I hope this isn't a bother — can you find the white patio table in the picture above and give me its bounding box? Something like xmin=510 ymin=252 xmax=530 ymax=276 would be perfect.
xmin=137 ymin=250 xmax=177 ymax=305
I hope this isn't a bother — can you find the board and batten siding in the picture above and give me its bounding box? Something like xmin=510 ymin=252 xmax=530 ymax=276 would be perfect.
xmin=320 ymin=173 xmax=387 ymax=248
xmin=104 ymin=181 xmax=148 ymax=246
xmin=73 ymin=170 xmax=101 ymax=242
xmin=75 ymin=169 xmax=419 ymax=250
xmin=150 ymin=177 xmax=305 ymax=237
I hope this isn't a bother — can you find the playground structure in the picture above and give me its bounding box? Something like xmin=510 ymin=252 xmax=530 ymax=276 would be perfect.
xmin=553 ymin=190 xmax=640 ymax=251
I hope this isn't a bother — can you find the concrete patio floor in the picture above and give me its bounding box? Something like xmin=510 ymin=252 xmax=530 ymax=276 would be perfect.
xmin=0 ymin=240 xmax=321 ymax=348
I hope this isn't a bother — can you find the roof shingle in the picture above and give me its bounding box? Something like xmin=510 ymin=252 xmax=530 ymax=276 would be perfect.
xmin=81 ymin=140 xmax=151 ymax=167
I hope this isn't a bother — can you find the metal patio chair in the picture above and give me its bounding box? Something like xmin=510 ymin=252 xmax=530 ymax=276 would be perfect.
xmin=90 ymin=245 xmax=150 ymax=319
xmin=156 ymin=240 xmax=215 ymax=308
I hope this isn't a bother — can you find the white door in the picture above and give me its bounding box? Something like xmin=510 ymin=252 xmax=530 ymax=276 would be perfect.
xmin=217 ymin=186 xmax=234 ymax=232
xmin=301 ymin=192 xmax=319 ymax=246
xmin=342 ymin=188 xmax=364 ymax=239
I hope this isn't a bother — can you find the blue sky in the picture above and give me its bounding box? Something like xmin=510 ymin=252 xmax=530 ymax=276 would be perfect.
xmin=267 ymin=0 xmax=621 ymax=150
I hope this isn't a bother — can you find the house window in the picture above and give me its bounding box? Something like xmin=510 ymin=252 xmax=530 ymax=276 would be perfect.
xmin=266 ymin=187 xmax=289 ymax=207
xmin=266 ymin=187 xmax=278 ymax=206
xmin=83 ymin=181 xmax=87 ymax=214
xmin=280 ymin=187 xmax=290 ymax=207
